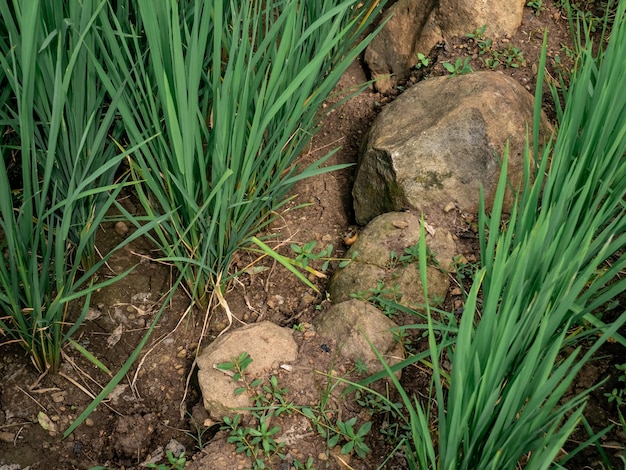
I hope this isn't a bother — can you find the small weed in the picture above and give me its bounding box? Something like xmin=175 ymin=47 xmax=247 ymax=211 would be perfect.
xmin=145 ymin=450 xmax=186 ymax=470
xmin=223 ymin=414 xmax=285 ymax=468
xmin=484 ymin=56 xmax=501 ymax=69
xmin=387 ymin=243 xmax=438 ymax=269
xmin=291 ymin=241 xmax=333 ymax=271
xmin=452 ymin=255 xmax=481 ymax=295
xmin=301 ymin=407 xmax=373 ymax=460
xmin=217 ymin=351 xmax=257 ymax=396
xmin=393 ymin=328 xmax=416 ymax=354
xmin=429 ymin=293 xmax=445 ymax=308
xmin=255 ymin=375 xmax=294 ymax=415
xmin=415 ymin=52 xmax=430 ymax=69
xmin=219 ymin=352 xmax=374 ymax=467
xmin=218 ymin=353 xmax=288 ymax=468
xmin=291 ymin=241 xmax=358 ymax=273
xmin=466 ymin=24 xmax=487 ymax=41
xmin=354 ymin=358 xmax=369 ymax=375
xmin=442 ymin=57 xmax=473 ymax=76
xmin=466 ymin=26 xmax=497 ymax=60
xmin=604 ymin=363 xmax=626 ymax=407
xmin=328 ymin=417 xmax=372 ymax=458
xmin=527 ymin=0 xmax=544 ymax=16
xmin=183 ymin=412 xmax=214 ymax=450
xmin=466 ymin=25 xmax=525 ymax=69
xmin=499 ymin=45 xmax=526 ymax=68
xmin=294 ymin=456 xmax=317 ymax=469
xmin=388 ymin=250 xmax=400 ymax=269
xmin=355 ymin=389 xmax=410 ymax=445
xmin=399 ymin=243 xmax=421 ymax=265
xmin=351 ymin=281 xmax=403 ymax=318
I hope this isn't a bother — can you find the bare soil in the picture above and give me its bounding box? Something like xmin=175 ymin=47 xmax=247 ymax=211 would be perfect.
xmin=1 ymin=2 xmax=624 ymax=469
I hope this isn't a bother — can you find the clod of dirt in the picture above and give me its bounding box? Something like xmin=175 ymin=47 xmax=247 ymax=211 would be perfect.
xmin=112 ymin=413 xmax=157 ymax=459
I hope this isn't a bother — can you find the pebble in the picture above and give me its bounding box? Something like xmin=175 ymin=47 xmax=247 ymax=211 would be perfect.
xmin=299 ymin=293 xmax=316 ymax=308
xmin=267 ymin=295 xmax=284 ymax=310
xmin=85 ymin=417 xmax=95 ymax=427
xmin=114 ymin=221 xmax=129 ymax=236
xmin=0 ymin=431 xmax=15 ymax=443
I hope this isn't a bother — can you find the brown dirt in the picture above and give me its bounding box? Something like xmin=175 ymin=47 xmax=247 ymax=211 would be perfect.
xmin=1 ymin=2 xmax=624 ymax=469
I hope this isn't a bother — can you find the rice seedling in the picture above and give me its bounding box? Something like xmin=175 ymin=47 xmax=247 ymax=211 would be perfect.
xmin=364 ymin=1 xmax=626 ymax=467
xmin=93 ymin=0 xmax=387 ymax=313
xmin=0 ymin=0 xmax=161 ymax=373
xmin=0 ymin=0 xmax=128 ymax=270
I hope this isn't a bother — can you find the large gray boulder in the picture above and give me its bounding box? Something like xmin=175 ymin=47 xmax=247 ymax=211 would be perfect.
xmin=353 ymin=72 xmax=552 ymax=225
xmin=365 ymin=0 xmax=526 ymax=92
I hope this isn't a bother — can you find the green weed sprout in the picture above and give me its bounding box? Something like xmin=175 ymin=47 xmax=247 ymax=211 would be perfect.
xmin=442 ymin=57 xmax=473 ymax=76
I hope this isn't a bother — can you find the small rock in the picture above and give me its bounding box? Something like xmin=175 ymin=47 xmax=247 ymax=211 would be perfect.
xmin=114 ymin=221 xmax=129 ymax=236
xmin=299 ymin=293 xmax=316 ymax=308
xmin=313 ymin=300 xmax=405 ymax=375
xmin=165 ymin=438 xmax=186 ymax=458
xmin=0 ymin=431 xmax=15 ymax=443
xmin=196 ymin=322 xmax=298 ymax=419
xmin=267 ymin=295 xmax=284 ymax=310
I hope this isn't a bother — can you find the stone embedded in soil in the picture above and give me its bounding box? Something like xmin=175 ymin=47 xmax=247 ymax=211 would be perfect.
xmin=196 ymin=321 xmax=298 ymax=420
xmin=352 ymin=71 xmax=553 ymax=225
xmin=365 ymin=0 xmax=526 ymax=92
xmin=329 ymin=212 xmax=455 ymax=310
xmin=312 ymin=299 xmax=405 ymax=375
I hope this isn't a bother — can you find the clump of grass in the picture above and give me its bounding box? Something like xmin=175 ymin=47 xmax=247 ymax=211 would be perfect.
xmin=0 ymin=1 xmax=128 ymax=270
xmin=364 ymin=1 xmax=626 ymax=467
xmin=94 ymin=0 xmax=387 ymax=314
xmin=0 ymin=1 xmax=159 ymax=373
